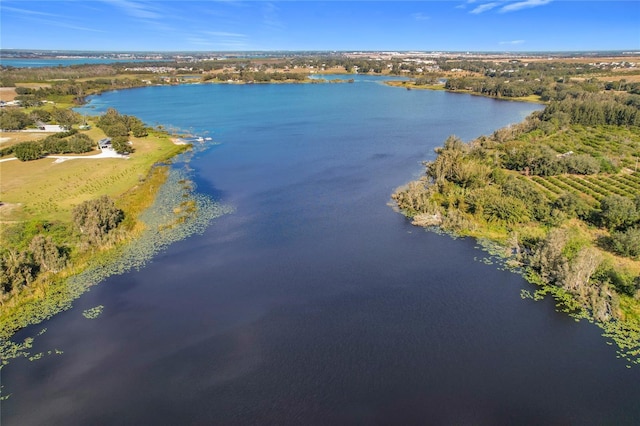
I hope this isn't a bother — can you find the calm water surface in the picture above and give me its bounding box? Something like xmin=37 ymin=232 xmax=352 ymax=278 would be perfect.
xmin=4 ymin=77 xmax=639 ymax=425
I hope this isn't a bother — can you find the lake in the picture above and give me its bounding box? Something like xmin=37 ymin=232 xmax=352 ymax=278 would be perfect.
xmin=4 ymin=76 xmax=640 ymax=425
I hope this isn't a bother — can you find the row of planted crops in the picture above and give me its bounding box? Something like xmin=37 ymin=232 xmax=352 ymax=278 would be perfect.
xmin=529 ymin=172 xmax=640 ymax=204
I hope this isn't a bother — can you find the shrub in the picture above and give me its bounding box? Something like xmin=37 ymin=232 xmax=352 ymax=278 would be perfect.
xmin=552 ymin=192 xmax=591 ymax=219
xmin=598 ymin=195 xmax=638 ymax=230
xmin=111 ymin=136 xmax=134 ymax=154
xmin=72 ymin=196 xmax=124 ymax=244
xmin=563 ymin=154 xmax=600 ymax=174
xmin=13 ymin=141 xmax=43 ymax=161
xmin=609 ymin=227 xmax=640 ymax=259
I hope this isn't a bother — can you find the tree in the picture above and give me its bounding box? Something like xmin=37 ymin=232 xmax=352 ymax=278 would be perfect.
xmin=29 ymin=235 xmax=68 ymax=273
xmin=50 ymin=107 xmax=80 ymax=130
xmin=111 ymin=136 xmax=134 ymax=154
xmin=30 ymin=109 xmax=52 ymax=123
xmin=553 ymin=192 xmax=591 ymax=219
xmin=72 ymin=196 xmax=124 ymax=244
xmin=1 ymin=250 xmax=37 ymax=296
xmin=599 ymin=195 xmax=638 ymax=231
xmin=130 ymin=122 xmax=148 ymax=137
xmin=501 ymin=176 xmax=550 ymax=221
xmin=13 ymin=141 xmax=44 ymax=161
xmin=66 ymin=134 xmax=94 ymax=153
xmin=103 ymin=121 xmax=129 ymax=137
xmin=563 ymin=154 xmax=600 ymax=175
xmin=0 ymin=109 xmax=33 ymax=130
xmin=482 ymin=195 xmax=530 ymax=225
xmin=609 ymin=227 xmax=640 ymax=259
xmin=530 ymin=229 xmax=569 ymax=285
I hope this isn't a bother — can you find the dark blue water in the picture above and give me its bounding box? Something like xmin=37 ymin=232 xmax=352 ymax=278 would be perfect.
xmin=4 ymin=77 xmax=640 ymax=425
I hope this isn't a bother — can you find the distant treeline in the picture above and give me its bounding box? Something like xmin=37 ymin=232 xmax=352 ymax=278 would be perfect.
xmin=202 ymin=71 xmax=308 ymax=83
xmin=7 ymin=78 xmax=152 ymax=105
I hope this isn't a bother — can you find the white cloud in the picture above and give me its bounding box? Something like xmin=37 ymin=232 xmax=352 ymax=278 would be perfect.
xmin=470 ymin=2 xmax=501 ymax=14
xmin=3 ymin=5 xmax=106 ymax=33
xmin=2 ymin=6 xmax=61 ymax=18
xmin=193 ymin=30 xmax=250 ymax=50
xmin=413 ymin=12 xmax=430 ymax=21
xmin=466 ymin=0 xmax=553 ymax=15
xmin=500 ymin=0 xmax=553 ymax=13
xmin=499 ymin=39 xmax=526 ymax=45
xmin=101 ymin=0 xmax=162 ymax=20
xmin=203 ymin=31 xmax=247 ymax=38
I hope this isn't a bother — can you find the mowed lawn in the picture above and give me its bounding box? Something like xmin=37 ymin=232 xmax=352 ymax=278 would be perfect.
xmin=0 ymin=131 xmax=186 ymax=222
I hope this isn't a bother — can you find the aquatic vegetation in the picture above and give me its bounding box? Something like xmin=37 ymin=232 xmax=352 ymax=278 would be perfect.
xmin=82 ymin=305 xmax=104 ymax=319
xmin=0 ymin=336 xmax=34 ymax=369
xmin=464 ymin=232 xmax=640 ymax=367
xmin=0 ymin=151 xmax=233 ymax=377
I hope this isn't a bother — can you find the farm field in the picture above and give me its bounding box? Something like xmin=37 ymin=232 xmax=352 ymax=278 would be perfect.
xmin=519 ymin=125 xmax=640 ymax=169
xmin=530 ymin=172 xmax=640 ymax=203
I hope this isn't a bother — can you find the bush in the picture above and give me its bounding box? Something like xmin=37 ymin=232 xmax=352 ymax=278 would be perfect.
xmin=13 ymin=141 xmax=43 ymax=161
xmin=563 ymin=154 xmax=600 ymax=174
xmin=501 ymin=176 xmax=550 ymax=221
xmin=609 ymin=227 xmax=640 ymax=259
xmin=483 ymin=195 xmax=530 ymax=225
xmin=593 ymin=263 xmax=640 ymax=296
xmin=552 ymin=192 xmax=592 ymax=219
xmin=0 ymin=109 xmax=33 ymax=130
xmin=111 ymin=136 xmax=134 ymax=154
xmin=72 ymin=196 xmax=124 ymax=244
xmin=599 ymin=195 xmax=638 ymax=230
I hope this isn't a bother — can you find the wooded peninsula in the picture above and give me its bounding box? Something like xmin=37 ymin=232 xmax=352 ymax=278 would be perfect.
xmin=1 ymin=51 xmax=639 ymax=365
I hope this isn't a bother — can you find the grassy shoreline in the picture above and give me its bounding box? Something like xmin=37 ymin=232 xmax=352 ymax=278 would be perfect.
xmin=0 ymin=109 xmax=200 ymax=339
xmin=0 ymin=164 xmax=170 ymax=338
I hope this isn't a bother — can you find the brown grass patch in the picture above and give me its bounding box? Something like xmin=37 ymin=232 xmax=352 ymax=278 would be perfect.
xmin=0 ymin=131 xmax=52 ymax=147
xmin=0 ymin=87 xmax=17 ymax=102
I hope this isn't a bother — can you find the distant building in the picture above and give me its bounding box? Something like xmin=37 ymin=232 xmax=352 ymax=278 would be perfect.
xmin=98 ymin=138 xmax=112 ymax=150
xmin=38 ymin=124 xmax=65 ymax=132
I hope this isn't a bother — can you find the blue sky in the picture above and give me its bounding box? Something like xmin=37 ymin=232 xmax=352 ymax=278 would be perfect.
xmin=1 ymin=1 xmax=639 ymax=52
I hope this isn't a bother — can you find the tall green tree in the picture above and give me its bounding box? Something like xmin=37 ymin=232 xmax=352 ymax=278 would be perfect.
xmin=72 ymin=196 xmax=124 ymax=244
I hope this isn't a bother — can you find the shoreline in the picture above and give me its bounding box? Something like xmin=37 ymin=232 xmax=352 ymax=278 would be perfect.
xmin=0 ymin=107 xmax=200 ymax=339
xmin=0 ymin=76 xmax=545 ymax=340
xmin=384 ymin=80 xmax=546 ymax=104
xmin=3 ymin=73 xmax=637 ymax=363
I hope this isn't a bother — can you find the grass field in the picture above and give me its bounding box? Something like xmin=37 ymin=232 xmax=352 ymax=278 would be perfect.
xmin=0 ymin=128 xmax=187 ymax=223
xmin=0 ymin=130 xmax=55 ymax=149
